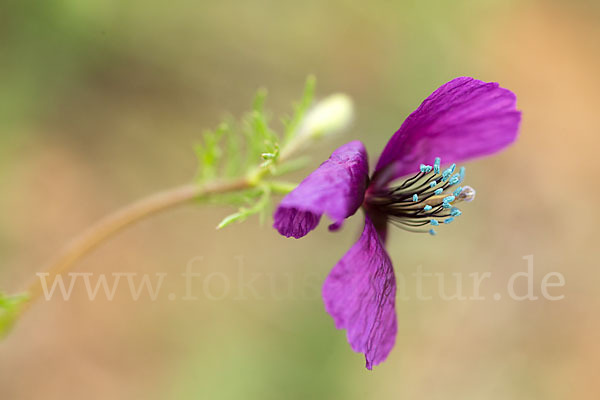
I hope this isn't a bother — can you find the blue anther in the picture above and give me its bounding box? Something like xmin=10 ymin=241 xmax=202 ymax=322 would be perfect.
xmin=430 ymin=219 xmax=439 ymax=226
xmin=450 ymin=208 xmax=462 ymax=217
xmin=459 ymin=166 xmax=466 ymax=182
xmin=429 ymin=229 xmax=436 ymax=236
xmin=444 ymin=217 xmax=454 ymax=224
xmin=430 ymin=181 xmax=437 ymax=188
xmin=442 ymin=202 xmax=452 ymax=209
xmin=423 ymin=205 xmax=433 ymax=211
xmin=449 ymin=175 xmax=460 ymax=185
xmin=434 ymin=157 xmax=441 ymax=174
xmin=420 ymin=164 xmax=427 ymax=173
xmin=412 ymin=194 xmax=419 ymax=202
xmin=434 ymin=188 xmax=443 ymax=195
xmin=443 ymin=195 xmax=455 ymax=203
xmin=453 ymin=186 xmax=463 ymax=197
xmin=442 ymin=164 xmax=454 ymax=179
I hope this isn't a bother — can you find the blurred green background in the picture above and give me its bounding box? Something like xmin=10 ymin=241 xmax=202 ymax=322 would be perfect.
xmin=1 ymin=0 xmax=599 ymax=399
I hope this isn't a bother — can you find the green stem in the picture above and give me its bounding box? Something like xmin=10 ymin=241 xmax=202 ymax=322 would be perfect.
xmin=20 ymin=179 xmax=250 ymax=315
xmin=11 ymin=132 xmax=305 ymax=333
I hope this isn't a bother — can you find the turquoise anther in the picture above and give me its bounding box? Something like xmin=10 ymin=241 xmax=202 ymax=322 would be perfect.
xmin=443 ymin=195 xmax=455 ymax=203
xmin=459 ymin=166 xmax=466 ymax=182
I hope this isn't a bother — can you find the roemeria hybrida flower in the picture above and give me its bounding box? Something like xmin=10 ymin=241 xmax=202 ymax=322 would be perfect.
xmin=273 ymin=77 xmax=521 ymax=369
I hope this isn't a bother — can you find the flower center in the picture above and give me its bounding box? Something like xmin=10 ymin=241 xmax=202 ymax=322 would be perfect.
xmin=365 ymin=157 xmax=476 ymax=235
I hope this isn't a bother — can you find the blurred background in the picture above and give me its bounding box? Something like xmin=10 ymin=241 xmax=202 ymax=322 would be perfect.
xmin=1 ymin=0 xmax=599 ymax=398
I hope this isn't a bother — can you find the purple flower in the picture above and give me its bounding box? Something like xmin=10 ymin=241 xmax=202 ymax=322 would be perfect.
xmin=273 ymin=77 xmax=521 ymax=369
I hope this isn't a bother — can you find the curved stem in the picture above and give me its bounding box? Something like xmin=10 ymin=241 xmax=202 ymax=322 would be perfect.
xmin=21 ymin=179 xmax=250 ymax=312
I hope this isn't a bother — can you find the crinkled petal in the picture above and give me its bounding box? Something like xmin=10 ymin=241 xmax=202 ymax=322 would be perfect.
xmin=322 ymin=215 xmax=397 ymax=369
xmin=273 ymin=141 xmax=369 ymax=238
xmin=374 ymin=77 xmax=521 ymax=183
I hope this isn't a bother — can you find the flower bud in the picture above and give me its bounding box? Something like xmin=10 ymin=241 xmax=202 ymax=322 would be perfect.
xmin=297 ymin=94 xmax=354 ymax=139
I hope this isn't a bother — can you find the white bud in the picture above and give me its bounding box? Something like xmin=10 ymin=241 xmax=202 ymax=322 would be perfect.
xmin=458 ymin=186 xmax=476 ymax=202
xmin=297 ymin=94 xmax=354 ymax=139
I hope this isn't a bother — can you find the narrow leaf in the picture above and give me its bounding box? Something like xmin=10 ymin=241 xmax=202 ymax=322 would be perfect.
xmin=0 ymin=292 xmax=29 ymax=339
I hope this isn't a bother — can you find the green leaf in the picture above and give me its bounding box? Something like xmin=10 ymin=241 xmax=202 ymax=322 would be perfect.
xmin=215 ymin=185 xmax=271 ymax=229
xmin=192 ymin=76 xmax=331 ymax=229
xmin=283 ymin=75 xmax=316 ymax=143
xmin=194 ymin=122 xmax=229 ymax=183
xmin=270 ymin=156 xmax=310 ymax=177
xmin=195 ymin=76 xmax=318 ymax=187
xmin=0 ymin=292 xmax=29 ymax=339
xmin=267 ymin=181 xmax=297 ymax=195
xmin=223 ymin=120 xmax=242 ymax=177
xmin=216 ymin=211 xmax=247 ymax=229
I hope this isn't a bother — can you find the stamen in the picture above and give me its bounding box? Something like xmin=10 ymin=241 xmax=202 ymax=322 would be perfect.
xmin=442 ymin=164 xmax=455 ymax=181
xmin=450 ymin=208 xmax=462 ymax=217
xmin=459 ymin=166 xmax=466 ymax=182
xmin=364 ymin=157 xmax=476 ymax=235
xmin=443 ymin=195 xmax=455 ymax=203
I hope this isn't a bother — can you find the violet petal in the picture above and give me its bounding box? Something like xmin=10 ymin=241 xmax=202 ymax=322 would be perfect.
xmin=322 ymin=215 xmax=397 ymax=369
xmin=273 ymin=141 xmax=369 ymax=238
xmin=374 ymin=77 xmax=521 ymax=183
